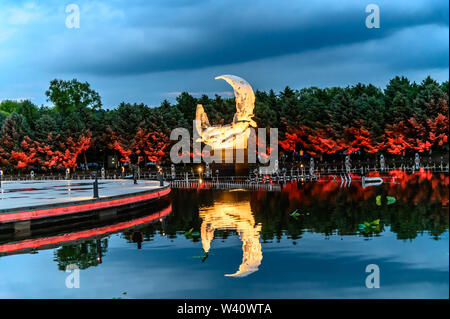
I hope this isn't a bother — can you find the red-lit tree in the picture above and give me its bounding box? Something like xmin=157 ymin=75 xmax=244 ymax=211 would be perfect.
xmin=381 ymin=99 xmax=449 ymax=154
xmin=133 ymin=128 xmax=169 ymax=163
xmin=106 ymin=126 xmax=170 ymax=164
xmin=341 ymin=126 xmax=379 ymax=155
xmin=309 ymin=126 xmax=343 ymax=156
xmin=382 ymin=122 xmax=412 ymax=155
xmin=40 ymin=132 xmax=92 ymax=169
xmin=106 ymin=127 xmax=133 ymax=164
xmin=9 ymin=137 xmax=40 ymax=170
xmin=279 ymin=126 xmax=313 ymax=154
xmin=428 ymin=113 xmax=449 ymax=148
xmin=279 ymin=125 xmax=343 ymax=158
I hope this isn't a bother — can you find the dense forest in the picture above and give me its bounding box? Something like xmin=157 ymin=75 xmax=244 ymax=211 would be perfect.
xmin=0 ymin=76 xmax=448 ymax=172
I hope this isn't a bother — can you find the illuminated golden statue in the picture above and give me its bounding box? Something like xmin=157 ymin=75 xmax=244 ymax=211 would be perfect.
xmin=195 ymin=75 xmax=257 ymax=150
xmin=199 ymin=197 xmax=262 ymax=277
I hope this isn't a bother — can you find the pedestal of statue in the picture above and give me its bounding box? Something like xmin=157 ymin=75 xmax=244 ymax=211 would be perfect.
xmin=209 ymin=148 xmax=250 ymax=179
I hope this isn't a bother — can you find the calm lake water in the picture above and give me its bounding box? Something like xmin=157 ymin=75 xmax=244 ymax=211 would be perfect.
xmin=0 ymin=171 xmax=448 ymax=298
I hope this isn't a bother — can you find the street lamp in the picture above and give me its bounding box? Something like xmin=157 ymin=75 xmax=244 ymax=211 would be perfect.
xmin=198 ymin=166 xmax=203 ymax=180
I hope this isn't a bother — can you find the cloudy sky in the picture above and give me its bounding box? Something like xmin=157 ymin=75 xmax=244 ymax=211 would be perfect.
xmin=0 ymin=0 xmax=448 ymax=108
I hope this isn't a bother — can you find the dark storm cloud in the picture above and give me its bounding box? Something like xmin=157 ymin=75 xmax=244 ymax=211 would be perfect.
xmin=0 ymin=0 xmax=448 ymax=107
xmin=54 ymin=0 xmax=449 ymax=76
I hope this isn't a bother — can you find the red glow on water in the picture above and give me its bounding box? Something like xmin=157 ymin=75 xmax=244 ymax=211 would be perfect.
xmin=0 ymin=204 xmax=172 ymax=253
xmin=280 ymin=170 xmax=448 ymax=207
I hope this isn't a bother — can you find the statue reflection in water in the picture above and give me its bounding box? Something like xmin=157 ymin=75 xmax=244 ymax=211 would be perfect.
xmin=199 ymin=199 xmax=262 ymax=277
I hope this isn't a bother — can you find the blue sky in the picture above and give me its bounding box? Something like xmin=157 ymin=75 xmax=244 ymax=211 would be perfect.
xmin=0 ymin=0 xmax=448 ymax=108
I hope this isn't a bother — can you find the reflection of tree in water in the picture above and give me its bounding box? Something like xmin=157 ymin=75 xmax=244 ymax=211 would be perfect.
xmin=118 ymin=190 xmax=212 ymax=241
xmin=128 ymin=191 xmax=263 ymax=277
xmin=251 ymin=172 xmax=448 ymax=240
xmin=168 ymin=172 xmax=447 ymax=242
xmin=54 ymin=239 xmax=108 ymax=271
xmin=51 ymin=172 xmax=442 ymax=272
xmin=162 ymin=190 xmax=213 ymax=239
xmin=122 ymin=227 xmax=157 ymax=245
xmin=50 ymin=173 xmax=448 ymax=271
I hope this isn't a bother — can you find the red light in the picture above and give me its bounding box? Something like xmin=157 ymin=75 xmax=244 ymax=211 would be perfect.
xmin=0 ymin=205 xmax=172 ymax=253
xmin=0 ymin=188 xmax=171 ymax=223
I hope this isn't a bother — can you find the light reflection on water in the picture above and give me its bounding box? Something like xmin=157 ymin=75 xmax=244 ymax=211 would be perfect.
xmin=199 ymin=199 xmax=262 ymax=277
xmin=0 ymin=171 xmax=448 ymax=298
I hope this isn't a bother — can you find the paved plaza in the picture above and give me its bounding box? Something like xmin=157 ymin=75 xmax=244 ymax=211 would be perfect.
xmin=0 ymin=180 xmax=167 ymax=211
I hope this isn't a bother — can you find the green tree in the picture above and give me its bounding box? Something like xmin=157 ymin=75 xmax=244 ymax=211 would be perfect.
xmin=254 ymin=90 xmax=278 ymax=128
xmin=279 ymin=86 xmax=300 ymax=133
xmin=34 ymin=114 xmax=59 ymax=141
xmin=297 ymin=87 xmax=329 ymax=129
xmin=16 ymin=100 xmax=40 ymax=130
xmin=158 ymin=99 xmax=188 ymax=129
xmin=176 ymin=92 xmax=197 ymax=130
xmin=0 ymin=111 xmax=8 ymax=128
xmin=1 ymin=112 xmax=30 ymax=142
xmin=45 ymin=79 xmax=102 ymax=113
xmin=0 ymin=100 xmax=20 ymax=114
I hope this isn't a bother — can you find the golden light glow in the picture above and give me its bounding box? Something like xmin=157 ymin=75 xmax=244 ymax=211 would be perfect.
xmin=194 ymin=75 xmax=257 ymax=150
xmin=199 ymin=197 xmax=262 ymax=277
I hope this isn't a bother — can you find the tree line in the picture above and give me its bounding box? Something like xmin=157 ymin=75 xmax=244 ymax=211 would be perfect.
xmin=0 ymin=76 xmax=448 ymax=172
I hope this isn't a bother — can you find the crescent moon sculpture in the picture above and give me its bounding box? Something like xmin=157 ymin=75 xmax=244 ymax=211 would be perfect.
xmin=195 ymin=75 xmax=257 ymax=150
